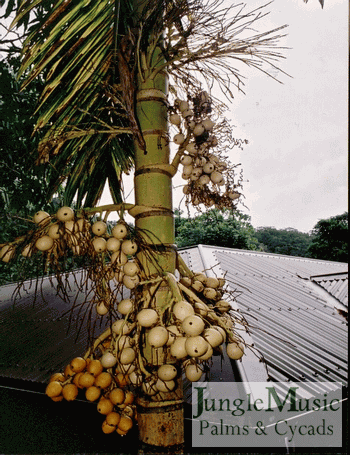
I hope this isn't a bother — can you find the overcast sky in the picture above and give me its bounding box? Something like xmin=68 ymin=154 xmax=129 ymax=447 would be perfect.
xmin=114 ymin=0 xmax=348 ymax=233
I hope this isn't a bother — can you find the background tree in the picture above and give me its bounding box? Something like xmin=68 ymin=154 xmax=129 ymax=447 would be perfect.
xmin=175 ymin=209 xmax=260 ymax=250
xmin=255 ymin=226 xmax=313 ymax=257
xmin=306 ymin=212 xmax=348 ymax=262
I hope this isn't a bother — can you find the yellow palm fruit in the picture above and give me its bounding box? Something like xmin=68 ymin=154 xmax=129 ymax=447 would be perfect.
xmin=70 ymin=357 xmax=87 ymax=373
xmin=79 ymin=372 xmax=95 ymax=388
xmin=87 ymin=359 xmax=103 ymax=377
xmin=62 ymin=383 xmax=79 ymax=401
xmin=85 ymin=385 xmax=101 ymax=402
xmin=106 ymin=411 xmax=121 ymax=427
xmin=102 ymin=420 xmax=116 ymax=434
xmin=118 ymin=415 xmax=133 ymax=432
xmin=109 ymin=388 xmax=125 ymax=405
xmin=94 ymin=372 xmax=112 ymax=389
xmin=45 ymin=381 xmax=63 ymax=398
xmin=97 ymin=397 xmax=114 ymax=415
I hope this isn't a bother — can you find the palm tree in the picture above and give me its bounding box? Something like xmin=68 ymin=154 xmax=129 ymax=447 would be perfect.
xmin=8 ymin=0 xmax=288 ymax=450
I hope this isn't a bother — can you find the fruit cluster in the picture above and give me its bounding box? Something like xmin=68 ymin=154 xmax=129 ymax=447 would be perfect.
xmin=2 ymin=205 xmax=250 ymax=436
xmin=169 ymin=92 xmax=242 ymax=210
xmin=46 ymin=356 xmax=135 ymax=435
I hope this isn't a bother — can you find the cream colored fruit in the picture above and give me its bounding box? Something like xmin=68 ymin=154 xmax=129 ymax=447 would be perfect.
xmin=170 ymin=337 xmax=188 ymax=359
xmin=193 ymin=123 xmax=205 ymax=136
xmin=137 ymin=308 xmax=158 ymax=327
xmin=33 ymin=210 xmax=50 ymax=224
xmin=180 ymin=155 xmax=193 ymax=166
xmin=1 ymin=244 xmax=16 ymax=262
xmin=92 ymin=220 xmax=107 ymax=235
xmin=203 ymin=328 xmax=224 ymax=348
xmin=194 ymin=302 xmax=209 ymax=317
xmin=48 ymin=223 xmax=61 ymax=239
xmin=123 ymin=261 xmax=139 ymax=277
xmin=128 ymin=371 xmax=142 ymax=386
xmin=157 ymin=364 xmax=177 ymax=381
xmin=56 ymin=206 xmax=74 ymax=222
xmin=203 ymin=162 xmax=215 ymax=174
xmin=112 ymin=223 xmax=128 ymax=239
xmin=181 ymin=315 xmax=205 ymax=336
xmin=203 ymin=287 xmax=217 ymax=300
xmin=226 ymin=341 xmax=244 ymax=360
xmin=156 ymin=378 xmax=176 ymax=392
xmin=198 ymin=343 xmax=213 ymax=360
xmin=166 ymin=325 xmax=181 ymax=345
xmin=186 ymin=142 xmax=197 ymax=154
xmin=112 ymin=319 xmax=133 ymax=335
xmin=169 ymin=113 xmax=181 ymax=125
xmin=178 ymin=100 xmax=189 ymax=112
xmin=117 ymin=299 xmax=134 ymax=315
xmin=148 ymin=326 xmax=169 ymax=347
xmin=191 ymin=280 xmax=204 ymax=293
xmin=210 ymin=170 xmax=224 ymax=184
xmin=92 ymin=237 xmax=107 ymax=253
xmin=96 ymin=301 xmax=109 ymax=316
xmin=100 ymin=351 xmax=118 ymax=368
xmin=185 ymin=364 xmax=204 ymax=382
xmin=35 ymin=235 xmax=54 ymax=252
xmin=123 ymin=274 xmax=140 ymax=290
xmin=64 ymin=220 xmax=77 ymax=234
xmin=116 ymin=362 xmax=135 ymax=375
xmin=21 ymin=243 xmax=33 ymax=258
xmin=106 ymin=237 xmax=121 ymax=252
xmin=172 ymin=300 xmax=194 ymax=321
xmin=185 ymin=336 xmax=209 ymax=357
xmin=198 ymin=174 xmax=210 ymax=185
xmin=182 ymin=164 xmax=193 ymax=178
xmin=142 ymin=380 xmax=158 ymax=396
xmin=115 ymin=335 xmax=132 ymax=350
xmin=205 ymin=277 xmax=220 ymax=289
xmin=121 ymin=239 xmax=138 ymax=255
xmin=110 ymin=251 xmax=128 ymax=266
xmin=119 ymin=347 xmax=136 ymax=365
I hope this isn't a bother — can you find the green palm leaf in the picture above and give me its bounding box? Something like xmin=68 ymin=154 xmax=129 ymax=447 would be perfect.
xmin=12 ymin=0 xmax=136 ymax=208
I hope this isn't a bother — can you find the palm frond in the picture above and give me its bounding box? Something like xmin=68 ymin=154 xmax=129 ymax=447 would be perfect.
xmin=12 ymin=0 xmax=135 ymax=208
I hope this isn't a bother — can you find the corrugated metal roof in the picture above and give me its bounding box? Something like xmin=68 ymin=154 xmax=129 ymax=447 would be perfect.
xmin=0 ymin=246 xmax=348 ymax=395
xmin=179 ymin=245 xmax=348 ymax=392
xmin=311 ymin=272 xmax=348 ymax=307
xmin=0 ymin=272 xmax=110 ymax=383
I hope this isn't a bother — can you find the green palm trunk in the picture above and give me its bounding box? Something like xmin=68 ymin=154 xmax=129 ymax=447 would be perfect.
xmin=131 ymin=39 xmax=184 ymax=450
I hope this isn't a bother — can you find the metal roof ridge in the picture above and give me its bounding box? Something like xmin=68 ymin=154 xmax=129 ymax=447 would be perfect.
xmin=184 ymin=244 xmax=349 ymax=266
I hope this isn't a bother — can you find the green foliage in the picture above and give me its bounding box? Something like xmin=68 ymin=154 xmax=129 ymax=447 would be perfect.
xmin=255 ymin=226 xmax=313 ymax=257
xmin=0 ymin=55 xmax=49 ymax=213
xmin=306 ymin=212 xmax=348 ymax=262
xmin=175 ymin=209 xmax=260 ymax=250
